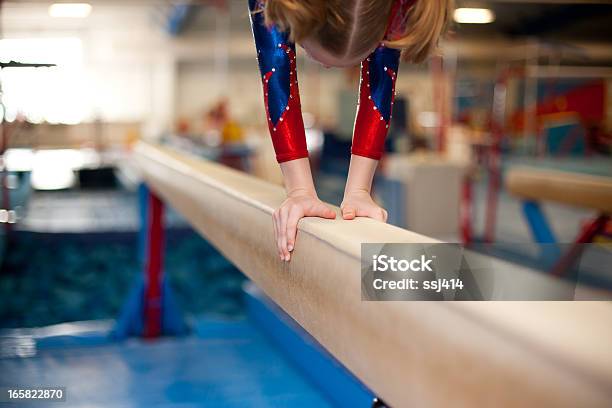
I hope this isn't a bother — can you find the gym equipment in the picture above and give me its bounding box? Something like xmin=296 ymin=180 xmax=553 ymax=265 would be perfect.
xmin=507 ymin=166 xmax=612 ymax=277
xmin=132 ymin=141 xmax=612 ymax=407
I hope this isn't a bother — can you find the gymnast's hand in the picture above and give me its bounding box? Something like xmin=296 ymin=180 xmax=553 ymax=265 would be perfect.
xmin=274 ymin=158 xmax=336 ymax=262
xmin=341 ymin=190 xmax=388 ymax=222
xmin=341 ymin=154 xmax=388 ymax=223
xmin=273 ymin=190 xmax=336 ymax=261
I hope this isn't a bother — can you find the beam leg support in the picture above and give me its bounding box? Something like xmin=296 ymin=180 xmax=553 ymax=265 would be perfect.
xmin=522 ymin=200 xmax=561 ymax=266
xmin=112 ymin=183 xmax=188 ymax=340
xmin=551 ymin=214 xmax=610 ymax=278
xmin=143 ymin=187 xmax=164 ymax=337
xmin=523 ymin=201 xmax=557 ymax=244
xmin=461 ymin=176 xmax=473 ymax=245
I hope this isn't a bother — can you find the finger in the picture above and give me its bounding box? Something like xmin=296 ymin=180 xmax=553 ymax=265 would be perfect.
xmin=279 ymin=206 xmax=290 ymax=261
xmin=272 ymin=212 xmax=277 ymax=246
xmin=341 ymin=205 xmax=356 ymax=220
xmin=355 ymin=206 xmax=385 ymax=221
xmin=286 ymin=206 xmax=302 ymax=252
xmin=322 ymin=205 xmax=336 ymax=219
xmin=273 ymin=211 xmax=283 ymax=260
xmin=310 ymin=203 xmax=336 ymax=219
xmin=275 ymin=211 xmax=284 ymax=260
xmin=355 ymin=206 xmax=369 ymax=218
xmin=304 ymin=201 xmax=336 ymax=219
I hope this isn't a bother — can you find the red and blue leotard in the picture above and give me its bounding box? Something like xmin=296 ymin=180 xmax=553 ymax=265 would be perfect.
xmin=248 ymin=0 xmax=413 ymax=162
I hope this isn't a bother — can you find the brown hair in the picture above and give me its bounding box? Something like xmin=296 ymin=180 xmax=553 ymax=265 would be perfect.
xmin=264 ymin=0 xmax=453 ymax=64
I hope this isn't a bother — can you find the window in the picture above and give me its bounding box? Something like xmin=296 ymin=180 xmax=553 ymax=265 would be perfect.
xmin=0 ymin=37 xmax=87 ymax=124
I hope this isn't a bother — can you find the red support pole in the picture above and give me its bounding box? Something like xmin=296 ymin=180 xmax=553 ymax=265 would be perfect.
xmin=143 ymin=191 xmax=164 ymax=338
xmin=483 ymin=153 xmax=501 ymax=243
xmin=483 ymin=69 xmax=509 ymax=243
xmin=460 ymin=176 xmax=473 ymax=245
xmin=551 ymin=214 xmax=609 ymax=277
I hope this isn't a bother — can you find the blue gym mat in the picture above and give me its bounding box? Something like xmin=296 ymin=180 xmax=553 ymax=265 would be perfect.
xmin=0 ymin=317 xmax=332 ymax=407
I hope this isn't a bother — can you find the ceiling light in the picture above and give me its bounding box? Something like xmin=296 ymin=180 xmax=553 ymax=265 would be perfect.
xmin=49 ymin=3 xmax=92 ymax=18
xmin=453 ymin=8 xmax=495 ymax=24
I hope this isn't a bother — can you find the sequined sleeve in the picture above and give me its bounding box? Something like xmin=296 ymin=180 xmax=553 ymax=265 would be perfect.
xmin=248 ymin=0 xmax=308 ymax=163
xmin=351 ymin=0 xmax=414 ymax=160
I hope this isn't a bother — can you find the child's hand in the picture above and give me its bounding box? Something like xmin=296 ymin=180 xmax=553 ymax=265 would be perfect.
xmin=341 ymin=189 xmax=388 ymax=222
xmin=273 ymin=190 xmax=336 ymax=262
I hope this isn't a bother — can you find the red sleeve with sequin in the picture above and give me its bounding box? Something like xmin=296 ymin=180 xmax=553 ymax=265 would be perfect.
xmin=248 ymin=0 xmax=308 ymax=163
xmin=351 ymin=0 xmax=414 ymax=160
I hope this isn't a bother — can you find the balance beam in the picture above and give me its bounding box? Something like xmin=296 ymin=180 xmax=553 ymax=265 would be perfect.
xmin=506 ymin=167 xmax=612 ymax=213
xmin=134 ymin=141 xmax=612 ymax=407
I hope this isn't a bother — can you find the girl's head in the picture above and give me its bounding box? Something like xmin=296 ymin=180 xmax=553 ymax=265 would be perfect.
xmin=264 ymin=0 xmax=453 ymax=68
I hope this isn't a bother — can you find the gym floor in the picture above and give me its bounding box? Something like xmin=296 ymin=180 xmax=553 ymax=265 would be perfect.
xmin=0 ymin=318 xmax=331 ymax=407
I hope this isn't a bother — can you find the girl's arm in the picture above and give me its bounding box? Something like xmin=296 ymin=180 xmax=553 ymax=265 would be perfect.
xmin=342 ymin=0 xmax=410 ymax=222
xmin=249 ymin=0 xmax=335 ymax=262
xmin=248 ymin=0 xmax=308 ymax=162
xmin=342 ymin=45 xmax=400 ymax=222
xmin=351 ymin=45 xmax=400 ymax=161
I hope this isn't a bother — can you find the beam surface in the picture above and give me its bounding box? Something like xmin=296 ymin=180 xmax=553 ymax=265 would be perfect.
xmin=507 ymin=167 xmax=612 ymax=213
xmin=134 ymin=142 xmax=612 ymax=407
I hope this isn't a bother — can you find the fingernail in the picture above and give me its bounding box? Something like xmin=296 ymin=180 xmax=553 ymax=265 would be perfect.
xmin=280 ymin=255 xmax=284 ymax=260
xmin=288 ymin=245 xmax=293 ymax=251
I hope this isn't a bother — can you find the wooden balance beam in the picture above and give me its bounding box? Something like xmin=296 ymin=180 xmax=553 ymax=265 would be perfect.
xmin=506 ymin=167 xmax=612 ymax=214
xmin=134 ymin=141 xmax=612 ymax=407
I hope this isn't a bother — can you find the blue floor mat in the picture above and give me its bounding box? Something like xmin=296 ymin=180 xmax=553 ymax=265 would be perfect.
xmin=0 ymin=318 xmax=332 ymax=407
xmin=0 ymin=229 xmax=246 ymax=329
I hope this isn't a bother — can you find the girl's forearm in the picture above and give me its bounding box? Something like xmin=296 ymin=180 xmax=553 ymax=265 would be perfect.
xmin=344 ymin=154 xmax=379 ymax=195
xmin=280 ymin=158 xmax=317 ymax=197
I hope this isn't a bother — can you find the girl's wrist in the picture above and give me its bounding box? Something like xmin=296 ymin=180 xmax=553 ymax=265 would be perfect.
xmin=280 ymin=157 xmax=317 ymax=198
xmin=287 ymin=186 xmax=317 ymax=198
xmin=343 ymin=154 xmax=378 ymax=197
xmin=343 ymin=187 xmax=371 ymax=197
